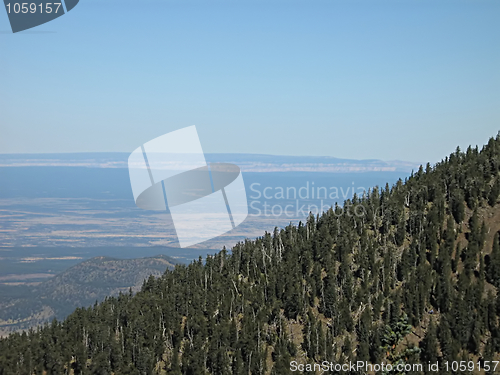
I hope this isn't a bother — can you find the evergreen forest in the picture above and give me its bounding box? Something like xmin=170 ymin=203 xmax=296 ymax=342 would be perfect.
xmin=3 ymin=135 xmax=500 ymax=374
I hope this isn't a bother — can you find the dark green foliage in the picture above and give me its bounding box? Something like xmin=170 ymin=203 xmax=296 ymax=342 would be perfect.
xmin=420 ymin=319 xmax=438 ymax=365
xmin=489 ymin=177 xmax=500 ymax=206
xmin=486 ymin=233 xmax=500 ymax=287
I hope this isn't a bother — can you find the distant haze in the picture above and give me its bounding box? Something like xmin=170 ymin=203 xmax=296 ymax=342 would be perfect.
xmin=0 ymin=153 xmax=421 ymax=173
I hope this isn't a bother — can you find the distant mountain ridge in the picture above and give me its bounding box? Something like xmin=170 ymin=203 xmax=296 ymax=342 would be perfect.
xmin=0 ymin=255 xmax=177 ymax=336
xmin=0 ymin=152 xmax=420 ymax=173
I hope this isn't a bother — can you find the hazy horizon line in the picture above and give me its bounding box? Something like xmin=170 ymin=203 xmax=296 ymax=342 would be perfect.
xmin=0 ymin=151 xmax=421 ymax=164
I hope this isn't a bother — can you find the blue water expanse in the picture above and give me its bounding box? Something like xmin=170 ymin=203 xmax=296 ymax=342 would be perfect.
xmin=0 ymin=167 xmax=409 ymax=202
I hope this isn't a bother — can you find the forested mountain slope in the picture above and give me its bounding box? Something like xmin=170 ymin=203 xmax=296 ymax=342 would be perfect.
xmin=0 ymin=256 xmax=177 ymax=337
xmin=2 ymin=135 xmax=500 ymax=374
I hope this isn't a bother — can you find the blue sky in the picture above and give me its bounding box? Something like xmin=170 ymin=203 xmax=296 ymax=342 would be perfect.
xmin=1 ymin=0 xmax=499 ymax=164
